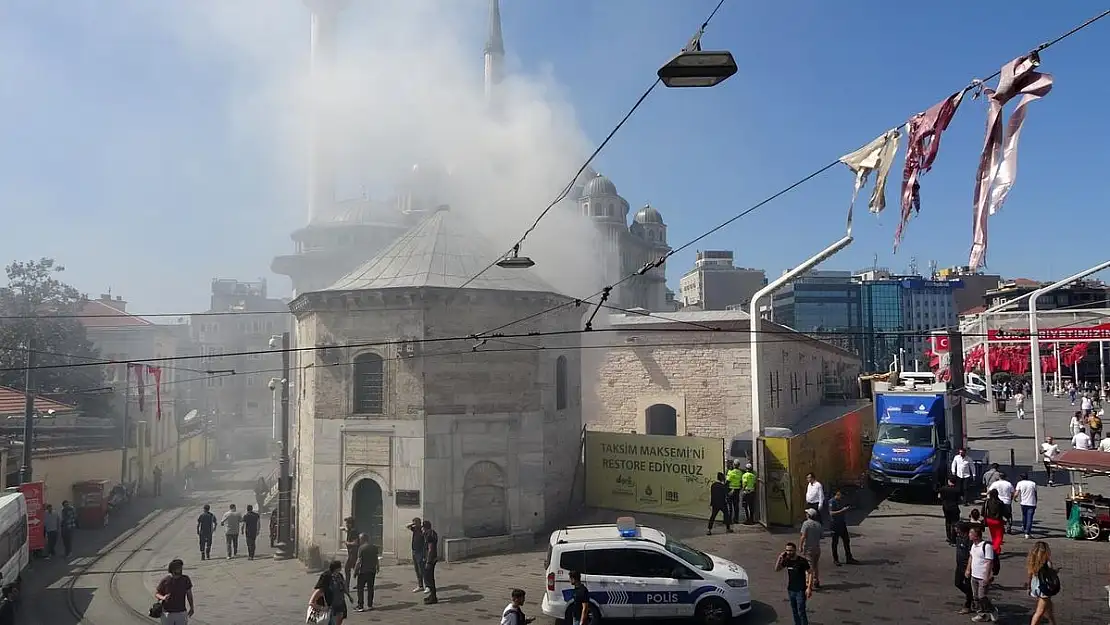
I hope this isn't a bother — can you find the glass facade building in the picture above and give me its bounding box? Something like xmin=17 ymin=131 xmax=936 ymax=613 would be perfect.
xmin=770 ymin=272 xmax=961 ymax=371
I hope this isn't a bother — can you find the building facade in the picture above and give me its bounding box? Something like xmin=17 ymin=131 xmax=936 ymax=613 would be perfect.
xmin=935 ymin=266 xmax=1002 ymax=314
xmin=678 ymin=250 xmax=767 ymax=311
xmin=984 ymin=279 xmax=1109 ymax=311
xmin=587 ymin=311 xmax=860 ymax=442
xmin=79 ymin=295 xmax=186 ymax=474
xmin=290 ymin=206 xmax=582 ymax=563
xmin=190 ymin=280 xmax=290 ymax=456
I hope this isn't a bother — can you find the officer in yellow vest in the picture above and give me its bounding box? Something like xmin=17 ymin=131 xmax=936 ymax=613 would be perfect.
xmin=725 ymin=460 xmax=744 ymax=525
xmin=740 ymin=464 xmax=757 ymax=524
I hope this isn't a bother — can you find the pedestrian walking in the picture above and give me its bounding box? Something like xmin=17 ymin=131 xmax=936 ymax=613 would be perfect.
xmin=310 ymin=560 xmax=349 ymax=625
xmin=827 ymin=490 xmax=857 ymax=566
xmin=1041 ymin=437 xmax=1060 ymax=486
xmin=220 ymin=504 xmax=242 ymax=559
xmin=707 ymin=472 xmax=732 ymax=535
xmin=725 ymin=460 xmax=743 ymax=525
xmin=407 ymin=517 xmax=426 ymax=593
xmin=567 ymin=570 xmax=590 ymax=625
xmin=269 ymin=510 xmax=278 ymax=548
xmin=986 ymin=472 xmax=1014 ymax=533
xmin=774 ymin=542 xmax=813 ymax=625
xmin=965 ymin=527 xmax=997 ymax=622
xmin=354 ymin=533 xmax=379 ymax=612
xmin=153 ymin=559 xmax=194 ymax=625
xmin=1025 ymin=541 xmax=1059 ymax=625
xmin=60 ymin=500 xmax=76 ymax=558
xmin=422 ymin=520 xmax=440 ymax=604
xmin=196 ymin=504 xmax=216 ymax=560
xmin=950 ymin=448 xmax=976 ymax=505
xmin=740 ymin=463 xmax=757 ymax=524
xmin=1014 ymin=390 xmax=1026 ymax=419
xmin=939 ymin=477 xmax=963 ymax=544
xmin=153 ymin=465 xmax=163 ymax=497
xmin=803 ymin=474 xmax=825 ymax=526
xmin=242 ymin=505 xmax=261 ymax=560
xmin=42 ymin=504 xmax=59 ymax=559
xmin=254 ymin=477 xmax=267 ymax=511
xmin=500 ymin=588 xmax=536 ymax=625
xmin=1014 ymin=473 xmax=1038 ymax=538
xmin=342 ymin=517 xmax=359 ymax=588
xmin=953 ymin=522 xmax=975 ymax=615
xmin=981 ymin=463 xmax=1002 ymax=491
xmin=983 ymin=490 xmax=1005 ymax=566
xmin=798 ymin=509 xmax=822 ymax=589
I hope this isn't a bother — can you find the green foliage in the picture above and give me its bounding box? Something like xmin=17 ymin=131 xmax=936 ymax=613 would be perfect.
xmin=0 ymin=258 xmax=109 ymax=413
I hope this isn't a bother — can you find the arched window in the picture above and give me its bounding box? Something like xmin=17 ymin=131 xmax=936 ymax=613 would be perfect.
xmin=353 ymin=353 xmax=384 ymax=414
xmin=556 ymin=355 xmax=568 ymax=410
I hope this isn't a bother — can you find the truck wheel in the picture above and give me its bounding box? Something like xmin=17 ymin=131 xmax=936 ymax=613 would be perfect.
xmin=696 ymin=597 xmax=731 ymax=625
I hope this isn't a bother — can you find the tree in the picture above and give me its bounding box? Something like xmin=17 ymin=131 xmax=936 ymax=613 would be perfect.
xmin=0 ymin=258 xmax=109 ymax=414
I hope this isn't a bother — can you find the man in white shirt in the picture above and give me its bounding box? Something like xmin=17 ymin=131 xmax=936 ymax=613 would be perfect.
xmin=1073 ymin=428 xmax=1093 ymax=451
xmin=1099 ymin=436 xmax=1110 ymax=452
xmin=1082 ymin=393 xmax=1094 ymax=416
xmin=1013 ymin=391 xmax=1026 ymax=419
xmin=986 ymin=472 xmax=1015 ymax=534
xmin=964 ymin=528 xmax=996 ymax=621
xmin=1070 ymin=411 xmax=1084 ymax=436
xmin=1041 ymin=437 xmax=1060 ymax=486
xmin=804 ymin=473 xmax=825 ymax=526
xmin=1013 ymin=473 xmax=1038 ymax=539
xmin=949 ymin=448 xmax=975 ymax=505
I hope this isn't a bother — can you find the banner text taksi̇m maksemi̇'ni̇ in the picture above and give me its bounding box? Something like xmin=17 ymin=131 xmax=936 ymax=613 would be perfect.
xmin=584 ymin=432 xmax=724 ymax=519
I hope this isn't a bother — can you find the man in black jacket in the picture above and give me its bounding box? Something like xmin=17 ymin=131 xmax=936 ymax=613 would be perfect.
xmin=953 ymin=522 xmax=975 ymax=615
xmin=707 ymin=472 xmax=732 ymax=535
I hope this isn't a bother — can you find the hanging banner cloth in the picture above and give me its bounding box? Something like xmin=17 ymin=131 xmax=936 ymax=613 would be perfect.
xmin=127 ymin=363 xmax=146 ymax=413
xmin=838 ymin=128 xmax=901 ymax=236
xmin=968 ymin=52 xmax=1053 ymax=269
xmin=146 ymin=365 xmax=163 ymax=421
xmin=896 ymin=90 xmax=965 ymax=249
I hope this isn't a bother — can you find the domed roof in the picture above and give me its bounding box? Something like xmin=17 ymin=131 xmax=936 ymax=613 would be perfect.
xmin=582 ymin=173 xmax=618 ymax=198
xmin=634 ymin=204 xmax=664 ymax=225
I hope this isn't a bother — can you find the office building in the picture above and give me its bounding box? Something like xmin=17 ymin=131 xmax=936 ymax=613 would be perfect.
xmin=678 ymin=251 xmax=767 ymax=311
xmin=935 ymin=266 xmax=1002 ymax=313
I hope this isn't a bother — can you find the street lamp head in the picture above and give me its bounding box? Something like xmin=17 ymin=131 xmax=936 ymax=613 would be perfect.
xmin=496 ymin=244 xmax=535 ymax=269
xmin=657 ymin=50 xmax=738 ymax=88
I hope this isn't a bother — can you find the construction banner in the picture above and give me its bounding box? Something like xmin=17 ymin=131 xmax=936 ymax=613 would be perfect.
xmin=584 ymin=431 xmax=723 ymax=519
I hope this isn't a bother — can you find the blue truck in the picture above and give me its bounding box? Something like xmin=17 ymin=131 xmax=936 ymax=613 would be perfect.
xmin=867 ymin=380 xmax=988 ymax=492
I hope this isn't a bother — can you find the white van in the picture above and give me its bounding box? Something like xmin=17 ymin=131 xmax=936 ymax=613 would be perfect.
xmin=541 ymin=518 xmax=752 ymax=624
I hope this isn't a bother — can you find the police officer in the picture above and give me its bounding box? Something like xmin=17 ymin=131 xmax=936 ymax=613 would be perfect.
xmin=725 ymin=460 xmax=743 ymax=525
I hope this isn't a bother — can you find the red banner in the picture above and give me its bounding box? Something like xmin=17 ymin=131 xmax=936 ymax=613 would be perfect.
xmin=19 ymin=481 xmax=45 ymax=551
xmin=988 ymin=324 xmax=1110 ymax=342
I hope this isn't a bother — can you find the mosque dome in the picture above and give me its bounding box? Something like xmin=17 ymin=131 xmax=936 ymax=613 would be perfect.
xmin=633 ymin=204 xmax=664 ymax=225
xmin=581 ymin=173 xmax=618 ymax=198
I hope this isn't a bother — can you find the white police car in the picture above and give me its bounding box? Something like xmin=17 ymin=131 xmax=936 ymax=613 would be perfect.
xmin=541 ymin=517 xmax=751 ymax=624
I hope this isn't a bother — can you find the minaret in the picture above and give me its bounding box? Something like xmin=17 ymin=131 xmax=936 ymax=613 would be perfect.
xmin=304 ymin=0 xmax=350 ymax=222
xmin=483 ymin=0 xmax=505 ymax=105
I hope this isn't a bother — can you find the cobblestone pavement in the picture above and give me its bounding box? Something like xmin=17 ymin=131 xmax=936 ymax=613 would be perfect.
xmin=38 ymin=396 xmax=1110 ymax=624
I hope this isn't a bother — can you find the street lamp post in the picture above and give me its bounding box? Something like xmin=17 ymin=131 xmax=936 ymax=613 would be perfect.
xmin=1028 ymin=260 xmax=1110 ymax=457
xmin=748 ymin=234 xmax=853 ymax=526
xmin=271 ymin=333 xmax=294 ymax=560
xmin=19 ymin=343 xmax=34 ymax=484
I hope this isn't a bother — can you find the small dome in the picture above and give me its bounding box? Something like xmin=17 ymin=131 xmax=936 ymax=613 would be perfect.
xmin=582 ymin=173 xmax=618 ymax=198
xmin=634 ymin=204 xmax=664 ymax=225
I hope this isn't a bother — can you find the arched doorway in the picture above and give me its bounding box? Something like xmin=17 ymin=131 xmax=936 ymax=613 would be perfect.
xmin=352 ymin=479 xmax=384 ymax=547
xmin=645 ymin=404 xmax=678 ymax=435
xmin=462 ymin=461 xmax=508 ymax=538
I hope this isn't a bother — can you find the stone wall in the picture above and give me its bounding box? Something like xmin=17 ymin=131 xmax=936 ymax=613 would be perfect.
xmin=588 ymin=321 xmax=861 ymax=443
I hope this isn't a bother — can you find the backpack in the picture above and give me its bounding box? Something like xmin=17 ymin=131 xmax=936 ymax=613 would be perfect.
xmin=1037 ymin=564 xmax=1061 ymax=597
xmin=979 ymin=543 xmax=1000 ymax=576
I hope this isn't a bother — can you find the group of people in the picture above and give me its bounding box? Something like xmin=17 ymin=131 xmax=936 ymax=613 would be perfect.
xmin=306 ymin=516 xmax=441 ymax=623
xmin=40 ymin=501 xmax=78 ymax=560
xmin=195 ymin=503 xmax=276 ymax=561
xmin=707 ymin=459 xmax=757 ymax=532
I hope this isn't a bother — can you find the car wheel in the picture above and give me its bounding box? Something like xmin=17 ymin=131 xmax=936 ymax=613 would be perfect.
xmin=1081 ymin=516 xmax=1102 ymax=540
xmin=696 ymin=597 xmax=732 ymax=625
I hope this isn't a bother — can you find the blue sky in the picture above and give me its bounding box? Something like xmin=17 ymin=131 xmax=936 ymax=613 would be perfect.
xmin=0 ymin=0 xmax=1107 ymax=314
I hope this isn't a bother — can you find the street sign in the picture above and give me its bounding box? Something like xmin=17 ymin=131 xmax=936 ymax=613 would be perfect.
xmin=988 ymin=324 xmax=1110 ymax=342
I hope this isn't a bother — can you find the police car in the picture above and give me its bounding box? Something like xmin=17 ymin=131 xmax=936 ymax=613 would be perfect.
xmin=541 ymin=517 xmax=751 ymax=624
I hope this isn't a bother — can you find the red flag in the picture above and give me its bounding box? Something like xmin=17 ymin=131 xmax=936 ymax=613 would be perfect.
xmin=146 ymin=366 xmax=163 ymax=421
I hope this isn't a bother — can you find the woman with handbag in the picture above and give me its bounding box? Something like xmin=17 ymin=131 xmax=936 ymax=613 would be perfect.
xmin=308 ymin=560 xmax=350 ymax=625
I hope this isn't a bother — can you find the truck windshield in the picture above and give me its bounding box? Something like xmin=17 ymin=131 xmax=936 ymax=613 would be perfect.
xmin=876 ymin=423 xmax=933 ymax=447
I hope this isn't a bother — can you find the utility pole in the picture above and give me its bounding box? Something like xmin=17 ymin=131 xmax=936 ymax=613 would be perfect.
xmin=19 ymin=342 xmax=34 ymax=484
xmin=274 ymin=331 xmax=294 ymax=560
xmin=120 ymin=365 xmax=131 ymax=484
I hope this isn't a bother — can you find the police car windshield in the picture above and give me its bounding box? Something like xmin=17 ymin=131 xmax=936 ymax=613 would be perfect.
xmin=664 ymin=536 xmax=712 ymax=570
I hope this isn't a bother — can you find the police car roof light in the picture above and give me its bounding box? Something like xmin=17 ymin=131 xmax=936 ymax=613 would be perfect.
xmin=616 ymin=516 xmax=638 ymax=538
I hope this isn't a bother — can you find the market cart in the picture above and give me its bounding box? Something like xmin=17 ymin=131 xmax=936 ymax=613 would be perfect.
xmin=1054 ymin=449 xmax=1110 ymax=540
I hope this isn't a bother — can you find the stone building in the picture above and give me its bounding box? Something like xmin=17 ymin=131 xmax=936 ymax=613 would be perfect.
xmin=289 ymin=205 xmax=583 ymax=563
xmin=587 ymin=310 xmax=860 ymax=441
